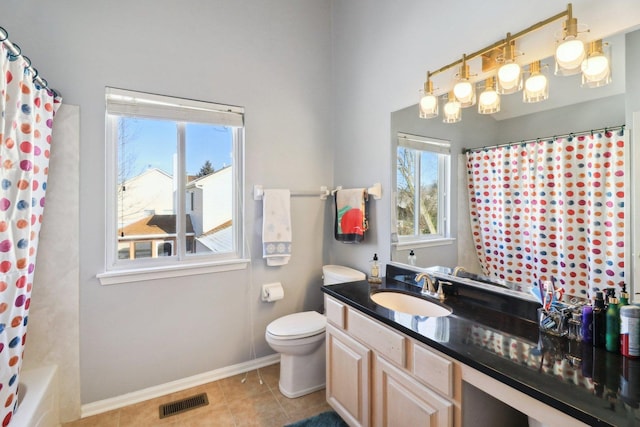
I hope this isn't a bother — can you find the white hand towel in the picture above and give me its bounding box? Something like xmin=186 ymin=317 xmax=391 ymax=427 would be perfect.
xmin=262 ymin=189 xmax=292 ymax=266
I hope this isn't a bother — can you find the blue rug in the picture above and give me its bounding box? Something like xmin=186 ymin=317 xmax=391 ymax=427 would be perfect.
xmin=285 ymin=411 xmax=349 ymax=427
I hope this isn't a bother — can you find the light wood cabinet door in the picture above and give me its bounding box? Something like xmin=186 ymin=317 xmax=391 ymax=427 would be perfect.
xmin=373 ymin=355 xmax=453 ymax=427
xmin=326 ymin=324 xmax=372 ymax=427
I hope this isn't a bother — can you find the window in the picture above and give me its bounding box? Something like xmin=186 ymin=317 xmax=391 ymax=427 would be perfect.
xmin=395 ymin=133 xmax=450 ymax=244
xmin=100 ymin=88 xmax=247 ymax=284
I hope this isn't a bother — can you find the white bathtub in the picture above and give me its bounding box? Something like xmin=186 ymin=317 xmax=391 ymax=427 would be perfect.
xmin=13 ymin=365 xmax=59 ymax=427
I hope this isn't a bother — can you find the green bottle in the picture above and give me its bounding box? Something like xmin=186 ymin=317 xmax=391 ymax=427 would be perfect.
xmin=606 ymin=296 xmax=620 ymax=353
xmin=620 ymin=282 xmax=629 ymax=306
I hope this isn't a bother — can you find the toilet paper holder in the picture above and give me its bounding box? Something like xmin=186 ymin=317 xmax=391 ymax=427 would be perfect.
xmin=262 ymin=282 xmax=284 ymax=302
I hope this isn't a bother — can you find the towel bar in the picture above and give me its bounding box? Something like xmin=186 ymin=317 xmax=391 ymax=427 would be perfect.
xmin=254 ymin=183 xmax=382 ymax=201
xmin=253 ymin=185 xmax=330 ymax=200
xmin=330 ymin=183 xmax=382 ymax=200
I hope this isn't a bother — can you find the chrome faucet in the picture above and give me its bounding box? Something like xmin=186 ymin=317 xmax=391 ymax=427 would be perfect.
xmin=452 ymin=266 xmax=466 ymax=277
xmin=415 ymin=273 xmax=437 ymax=297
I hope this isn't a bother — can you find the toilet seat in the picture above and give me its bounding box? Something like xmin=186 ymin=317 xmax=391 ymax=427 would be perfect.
xmin=266 ymin=311 xmax=326 ymax=340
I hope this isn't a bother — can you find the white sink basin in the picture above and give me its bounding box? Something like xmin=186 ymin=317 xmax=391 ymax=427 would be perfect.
xmin=370 ymin=291 xmax=452 ymax=317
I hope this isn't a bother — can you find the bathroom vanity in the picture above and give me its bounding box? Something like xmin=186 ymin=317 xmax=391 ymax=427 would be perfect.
xmin=321 ymin=264 xmax=639 ymax=427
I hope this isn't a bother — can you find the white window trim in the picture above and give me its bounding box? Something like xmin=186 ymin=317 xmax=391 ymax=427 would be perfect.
xmin=97 ymin=258 xmax=250 ymax=285
xmin=395 ymin=133 xmax=452 ymax=242
xmin=100 ymin=88 xmax=248 ymax=285
xmin=393 ymin=237 xmax=456 ymax=250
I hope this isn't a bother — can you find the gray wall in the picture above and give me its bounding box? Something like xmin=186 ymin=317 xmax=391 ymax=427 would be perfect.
xmin=2 ymin=0 xmax=640 ymax=418
xmin=1 ymin=0 xmax=333 ymax=405
xmin=329 ymin=0 xmax=640 ymax=276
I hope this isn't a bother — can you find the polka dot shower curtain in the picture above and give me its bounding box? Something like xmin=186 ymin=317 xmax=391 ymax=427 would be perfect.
xmin=0 ymin=43 xmax=61 ymax=425
xmin=466 ymin=129 xmax=626 ymax=299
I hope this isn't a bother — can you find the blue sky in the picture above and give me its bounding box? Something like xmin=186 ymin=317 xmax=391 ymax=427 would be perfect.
xmin=120 ymin=118 xmax=232 ymax=178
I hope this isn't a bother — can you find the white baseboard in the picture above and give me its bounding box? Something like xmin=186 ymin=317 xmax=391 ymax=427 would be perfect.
xmin=81 ymin=354 xmax=280 ymax=418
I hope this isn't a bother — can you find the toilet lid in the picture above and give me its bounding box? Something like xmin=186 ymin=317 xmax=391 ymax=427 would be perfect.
xmin=267 ymin=311 xmax=326 ymax=338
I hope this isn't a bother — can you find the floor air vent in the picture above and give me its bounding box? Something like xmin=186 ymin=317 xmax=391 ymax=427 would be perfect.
xmin=159 ymin=393 xmax=209 ymax=419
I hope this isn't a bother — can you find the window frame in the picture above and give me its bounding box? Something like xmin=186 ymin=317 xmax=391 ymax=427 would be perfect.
xmin=394 ymin=133 xmax=452 ymax=247
xmin=98 ymin=88 xmax=248 ymax=285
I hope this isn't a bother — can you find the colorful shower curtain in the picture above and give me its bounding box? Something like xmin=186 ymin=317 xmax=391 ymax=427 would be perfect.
xmin=466 ymin=130 xmax=625 ymax=299
xmin=0 ymin=44 xmax=61 ymax=426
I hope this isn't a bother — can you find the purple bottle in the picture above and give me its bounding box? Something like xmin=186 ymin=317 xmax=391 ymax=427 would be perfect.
xmin=582 ymin=305 xmax=593 ymax=344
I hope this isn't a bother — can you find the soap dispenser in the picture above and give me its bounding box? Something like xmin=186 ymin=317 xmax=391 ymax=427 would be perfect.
xmin=368 ymin=253 xmax=382 ymax=284
xmin=408 ymin=250 xmax=416 ymax=266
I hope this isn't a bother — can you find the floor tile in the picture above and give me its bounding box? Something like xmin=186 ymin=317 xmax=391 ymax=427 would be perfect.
xmin=227 ymin=389 xmax=286 ymax=425
xmin=275 ymin=389 xmax=327 ymax=418
xmin=61 ymin=363 xmax=332 ymax=427
xmin=61 ymin=410 xmax=119 ymax=427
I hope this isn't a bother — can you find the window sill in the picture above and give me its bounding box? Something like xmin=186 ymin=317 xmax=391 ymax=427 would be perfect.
xmin=393 ymin=238 xmax=456 ymax=250
xmin=97 ymin=258 xmax=250 ymax=285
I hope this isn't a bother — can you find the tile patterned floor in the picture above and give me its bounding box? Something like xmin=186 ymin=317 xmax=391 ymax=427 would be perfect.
xmin=62 ymin=364 xmax=333 ymax=427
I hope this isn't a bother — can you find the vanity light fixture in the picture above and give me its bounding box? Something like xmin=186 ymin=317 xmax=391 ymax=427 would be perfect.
xmin=419 ymin=75 xmax=439 ymax=118
xmin=478 ymin=77 xmax=501 ymax=114
xmin=443 ymin=91 xmax=461 ymax=123
xmin=453 ymin=55 xmax=476 ymax=107
xmin=497 ymin=38 xmax=523 ymax=95
xmin=418 ymin=3 xmax=607 ymax=122
xmin=555 ymin=3 xmax=587 ymax=75
xmin=523 ymin=61 xmax=549 ymax=103
xmin=581 ymin=39 xmax=611 ymax=88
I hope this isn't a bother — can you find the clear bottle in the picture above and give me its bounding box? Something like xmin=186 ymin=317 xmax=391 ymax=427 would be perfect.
xmin=408 ymin=250 xmax=416 ymax=266
xmin=368 ymin=253 xmax=382 ymax=284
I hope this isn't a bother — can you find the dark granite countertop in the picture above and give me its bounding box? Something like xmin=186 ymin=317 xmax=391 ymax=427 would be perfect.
xmin=321 ymin=267 xmax=640 ymax=427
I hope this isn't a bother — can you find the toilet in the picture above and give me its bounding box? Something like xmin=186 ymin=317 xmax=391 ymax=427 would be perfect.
xmin=265 ymin=265 xmax=365 ymax=398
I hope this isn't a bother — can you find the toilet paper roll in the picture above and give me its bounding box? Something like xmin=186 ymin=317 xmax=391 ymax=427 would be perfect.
xmin=262 ymin=282 xmax=284 ymax=302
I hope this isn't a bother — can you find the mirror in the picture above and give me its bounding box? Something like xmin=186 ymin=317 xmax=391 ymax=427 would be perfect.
xmin=390 ymin=31 xmax=634 ymax=298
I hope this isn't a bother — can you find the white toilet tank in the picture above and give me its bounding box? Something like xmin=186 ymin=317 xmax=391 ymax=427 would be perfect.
xmin=322 ymin=265 xmax=366 ymax=285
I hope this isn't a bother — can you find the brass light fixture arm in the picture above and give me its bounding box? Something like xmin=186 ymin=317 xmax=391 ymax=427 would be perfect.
xmin=425 ymin=3 xmax=573 ymax=81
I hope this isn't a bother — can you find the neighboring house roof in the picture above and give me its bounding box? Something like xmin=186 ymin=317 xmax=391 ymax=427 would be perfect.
xmin=119 ymin=214 xmax=195 ymax=238
xmin=196 ymin=220 xmax=233 ymax=253
xmin=186 ymin=164 xmax=231 ymax=189
xmin=122 ymin=167 xmax=172 ymax=186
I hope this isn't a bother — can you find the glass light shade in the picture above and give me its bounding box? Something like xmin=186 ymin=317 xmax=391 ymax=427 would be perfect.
xmin=478 ymin=89 xmax=500 ymax=114
xmin=497 ymin=62 xmax=522 ymax=94
xmin=581 ymin=42 xmax=611 ymax=88
xmin=453 ymin=80 xmax=476 ymax=107
xmin=523 ymin=73 xmax=548 ymax=103
xmin=419 ymin=91 xmax=439 ymax=119
xmin=555 ymin=38 xmax=585 ymax=75
xmin=443 ymin=93 xmax=461 ymax=124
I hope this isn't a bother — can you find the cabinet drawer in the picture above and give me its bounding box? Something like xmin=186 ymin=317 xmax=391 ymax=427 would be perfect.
xmin=413 ymin=343 xmax=453 ymax=397
xmin=348 ymin=308 xmax=405 ymax=366
xmin=325 ymin=296 xmax=346 ymax=328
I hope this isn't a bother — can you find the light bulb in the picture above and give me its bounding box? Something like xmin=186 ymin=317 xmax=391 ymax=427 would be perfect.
xmin=497 ymin=62 xmax=522 ymax=94
xmin=444 ymin=101 xmax=460 ymax=116
xmin=523 ymin=62 xmax=548 ymax=104
xmin=479 ymin=90 xmax=498 ymax=106
xmin=478 ymin=89 xmax=500 ymax=114
xmin=419 ymin=93 xmax=438 ymax=119
xmin=555 ymin=39 xmax=585 ymax=73
xmin=582 ymin=55 xmax=609 ymax=81
xmin=420 ymin=94 xmax=437 ymax=111
xmin=443 ymin=94 xmax=461 ymax=123
xmin=525 ymin=74 xmax=547 ymax=93
xmin=498 ymin=63 xmax=520 ymax=87
xmin=454 ymin=81 xmax=473 ymax=102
